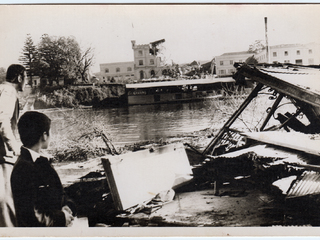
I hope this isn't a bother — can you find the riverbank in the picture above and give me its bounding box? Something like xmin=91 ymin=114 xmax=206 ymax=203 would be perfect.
xmin=45 ymin=90 xmax=270 ymax=163
xmin=28 ymin=84 xmax=126 ymax=109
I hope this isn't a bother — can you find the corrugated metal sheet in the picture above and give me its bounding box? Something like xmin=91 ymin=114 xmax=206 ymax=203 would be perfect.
xmin=287 ymin=171 xmax=320 ymax=198
xmin=243 ymin=131 xmax=320 ymax=157
xmin=260 ymin=68 xmax=320 ymax=95
xmin=237 ymin=65 xmax=320 ymax=108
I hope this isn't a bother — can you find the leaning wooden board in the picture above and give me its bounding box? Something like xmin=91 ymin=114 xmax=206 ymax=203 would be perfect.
xmin=242 ymin=131 xmax=320 ymax=156
xmin=101 ymin=143 xmax=193 ymax=211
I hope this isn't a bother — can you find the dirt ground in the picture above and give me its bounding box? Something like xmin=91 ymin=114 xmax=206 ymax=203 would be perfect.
xmin=116 ymin=181 xmax=285 ymax=227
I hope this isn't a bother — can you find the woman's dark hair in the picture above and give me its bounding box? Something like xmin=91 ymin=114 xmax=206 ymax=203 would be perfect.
xmin=18 ymin=111 xmax=51 ymax=148
xmin=6 ymin=64 xmax=26 ymax=84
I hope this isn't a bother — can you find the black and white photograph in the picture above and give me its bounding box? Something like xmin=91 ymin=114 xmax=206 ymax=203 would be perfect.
xmin=0 ymin=3 xmax=320 ymax=237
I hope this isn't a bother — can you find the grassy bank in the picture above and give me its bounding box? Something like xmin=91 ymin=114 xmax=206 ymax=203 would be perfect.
xmin=34 ymin=85 xmax=125 ymax=109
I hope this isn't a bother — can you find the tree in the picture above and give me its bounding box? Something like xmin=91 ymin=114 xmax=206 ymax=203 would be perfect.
xmin=75 ymin=46 xmax=94 ymax=83
xmin=59 ymin=36 xmax=82 ymax=85
xmin=19 ymin=34 xmax=38 ymax=86
xmin=0 ymin=67 xmax=6 ymax=83
xmin=248 ymin=40 xmax=265 ymax=53
xmin=37 ymin=34 xmax=82 ymax=86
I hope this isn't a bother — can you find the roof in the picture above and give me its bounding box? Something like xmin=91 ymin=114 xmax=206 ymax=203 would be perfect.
xmin=126 ymin=77 xmax=235 ymax=89
xmin=287 ymin=171 xmax=320 ymax=198
xmin=260 ymin=67 xmax=320 ymax=93
xmin=236 ymin=64 xmax=320 ymax=108
xmin=242 ymin=131 xmax=320 ymax=156
xmin=221 ymin=51 xmax=252 ymax=56
xmin=100 ymin=61 xmax=134 ymax=66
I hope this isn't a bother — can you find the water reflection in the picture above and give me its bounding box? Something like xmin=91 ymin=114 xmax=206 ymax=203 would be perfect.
xmin=45 ymin=100 xmax=216 ymax=146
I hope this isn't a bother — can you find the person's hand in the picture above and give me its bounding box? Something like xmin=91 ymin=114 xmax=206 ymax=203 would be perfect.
xmin=6 ymin=140 xmax=21 ymax=156
xmin=12 ymin=145 xmax=20 ymax=156
xmin=62 ymin=205 xmax=74 ymax=227
xmin=62 ymin=205 xmax=73 ymax=215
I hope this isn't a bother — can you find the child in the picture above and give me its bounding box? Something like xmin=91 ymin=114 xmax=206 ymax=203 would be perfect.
xmin=11 ymin=111 xmax=75 ymax=227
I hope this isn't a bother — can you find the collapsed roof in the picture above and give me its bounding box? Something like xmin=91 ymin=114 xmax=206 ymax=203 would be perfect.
xmin=201 ymin=63 xmax=320 ymax=199
xmin=204 ymin=63 xmax=320 ymax=155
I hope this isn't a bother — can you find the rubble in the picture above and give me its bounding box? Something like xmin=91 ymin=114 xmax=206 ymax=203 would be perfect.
xmin=188 ymin=63 xmax=320 ymax=225
xmin=57 ymin=63 xmax=320 ymax=227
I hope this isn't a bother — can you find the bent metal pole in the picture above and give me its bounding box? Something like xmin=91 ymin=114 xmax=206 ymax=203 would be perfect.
xmin=202 ymin=82 xmax=264 ymax=156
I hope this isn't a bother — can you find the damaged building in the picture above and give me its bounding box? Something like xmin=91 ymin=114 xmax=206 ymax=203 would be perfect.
xmin=99 ymin=39 xmax=165 ymax=83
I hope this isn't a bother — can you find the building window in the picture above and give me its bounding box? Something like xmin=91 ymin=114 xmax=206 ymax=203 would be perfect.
xmin=295 ymin=59 xmax=303 ymax=64
xmin=229 ymin=69 xmax=234 ymax=74
xmin=273 ymin=52 xmax=277 ymax=57
xmin=105 ymin=68 xmax=109 ymax=73
xmin=127 ymin=67 xmax=132 ymax=71
xmin=230 ymin=60 xmax=233 ymax=65
xmin=116 ymin=67 xmax=120 ymax=72
xmin=150 ymin=59 xmax=154 ymax=65
xmin=309 ymin=58 xmax=314 ymax=64
xmin=138 ymin=50 xmax=143 ymax=56
xmin=284 ymin=60 xmax=290 ymax=63
xmin=219 ymin=70 xmax=226 ymax=75
xmin=284 ymin=51 xmax=288 ymax=56
xmin=309 ymin=49 xmax=313 ymax=54
xmin=239 ymin=60 xmax=243 ymax=63
xmin=297 ymin=50 xmax=300 ymax=55
xmin=139 ymin=60 xmax=143 ymax=66
xmin=140 ymin=70 xmax=144 ymax=79
xmin=220 ymin=61 xmax=223 ymax=66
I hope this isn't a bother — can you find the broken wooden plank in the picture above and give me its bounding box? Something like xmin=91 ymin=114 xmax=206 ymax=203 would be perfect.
xmin=101 ymin=143 xmax=193 ymax=211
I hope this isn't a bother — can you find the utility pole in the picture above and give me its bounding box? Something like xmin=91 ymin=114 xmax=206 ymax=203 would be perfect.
xmin=265 ymin=17 xmax=269 ymax=64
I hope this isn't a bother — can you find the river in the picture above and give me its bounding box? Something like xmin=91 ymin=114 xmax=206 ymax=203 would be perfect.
xmin=43 ymin=100 xmax=218 ymax=147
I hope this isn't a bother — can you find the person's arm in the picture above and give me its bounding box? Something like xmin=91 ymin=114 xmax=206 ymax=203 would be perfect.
xmin=0 ymin=86 xmax=20 ymax=155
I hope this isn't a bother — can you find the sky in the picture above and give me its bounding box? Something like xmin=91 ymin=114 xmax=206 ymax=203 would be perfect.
xmin=1 ymin=4 xmax=320 ymax=73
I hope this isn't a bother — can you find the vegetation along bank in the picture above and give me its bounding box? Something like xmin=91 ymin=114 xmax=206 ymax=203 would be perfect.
xmin=31 ymin=84 xmax=126 ymax=109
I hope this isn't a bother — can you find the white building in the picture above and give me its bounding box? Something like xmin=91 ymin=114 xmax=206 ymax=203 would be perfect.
xmin=131 ymin=40 xmax=163 ymax=80
xmin=215 ymin=42 xmax=320 ymax=77
xmin=99 ymin=62 xmax=135 ymax=83
xmin=99 ymin=40 xmax=164 ymax=83
xmin=215 ymin=51 xmax=253 ymax=77
xmin=256 ymin=42 xmax=320 ymax=65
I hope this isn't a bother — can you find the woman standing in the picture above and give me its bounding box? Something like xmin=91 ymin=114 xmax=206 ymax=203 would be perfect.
xmin=0 ymin=64 xmax=26 ymax=227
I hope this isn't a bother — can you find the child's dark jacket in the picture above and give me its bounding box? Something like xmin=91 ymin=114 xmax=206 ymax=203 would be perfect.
xmin=11 ymin=147 xmax=75 ymax=227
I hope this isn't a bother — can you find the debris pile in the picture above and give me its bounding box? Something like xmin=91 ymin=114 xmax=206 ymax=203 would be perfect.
xmin=62 ymin=63 xmax=320 ymax=226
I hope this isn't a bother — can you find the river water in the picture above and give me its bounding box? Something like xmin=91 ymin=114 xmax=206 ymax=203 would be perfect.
xmin=43 ymin=100 xmax=218 ymax=147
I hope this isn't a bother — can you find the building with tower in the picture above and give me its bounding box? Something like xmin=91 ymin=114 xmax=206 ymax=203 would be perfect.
xmin=99 ymin=40 xmax=164 ymax=83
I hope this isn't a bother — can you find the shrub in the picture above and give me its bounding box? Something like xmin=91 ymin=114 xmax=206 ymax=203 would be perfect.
xmin=37 ymin=86 xmax=113 ymax=108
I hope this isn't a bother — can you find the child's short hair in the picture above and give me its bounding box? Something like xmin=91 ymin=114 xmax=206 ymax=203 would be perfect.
xmin=18 ymin=111 xmax=51 ymax=148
